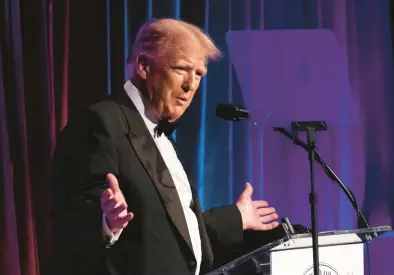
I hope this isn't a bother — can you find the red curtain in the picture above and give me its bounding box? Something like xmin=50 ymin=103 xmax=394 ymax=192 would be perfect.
xmin=1 ymin=0 xmax=145 ymax=273
xmin=0 ymin=0 xmax=70 ymax=274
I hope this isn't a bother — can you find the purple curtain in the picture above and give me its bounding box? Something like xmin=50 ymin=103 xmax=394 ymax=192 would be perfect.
xmin=197 ymin=0 xmax=394 ymax=274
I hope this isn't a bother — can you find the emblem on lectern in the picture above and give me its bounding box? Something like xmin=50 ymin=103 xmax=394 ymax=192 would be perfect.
xmin=302 ymin=263 xmax=340 ymax=275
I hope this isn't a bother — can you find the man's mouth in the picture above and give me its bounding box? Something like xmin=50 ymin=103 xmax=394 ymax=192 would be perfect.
xmin=175 ymin=97 xmax=188 ymax=104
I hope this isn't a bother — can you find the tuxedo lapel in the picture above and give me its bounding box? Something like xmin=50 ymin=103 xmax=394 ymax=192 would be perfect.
xmin=114 ymin=93 xmax=194 ymax=254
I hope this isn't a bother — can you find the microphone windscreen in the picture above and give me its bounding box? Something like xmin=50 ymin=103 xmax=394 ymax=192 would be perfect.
xmin=216 ymin=104 xmax=249 ymax=121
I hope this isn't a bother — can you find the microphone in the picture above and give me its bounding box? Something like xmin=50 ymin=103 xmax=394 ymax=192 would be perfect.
xmin=216 ymin=103 xmax=249 ymax=121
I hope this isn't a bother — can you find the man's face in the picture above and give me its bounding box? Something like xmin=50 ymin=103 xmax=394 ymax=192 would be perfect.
xmin=141 ymin=43 xmax=207 ymax=122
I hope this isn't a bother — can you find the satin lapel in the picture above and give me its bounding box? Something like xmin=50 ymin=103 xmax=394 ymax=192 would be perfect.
xmin=168 ymin=136 xmax=214 ymax=269
xmin=194 ymin=201 xmax=214 ymax=271
xmin=114 ymin=94 xmax=194 ymax=254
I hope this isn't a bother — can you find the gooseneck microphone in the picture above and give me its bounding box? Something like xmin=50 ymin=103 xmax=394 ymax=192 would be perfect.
xmin=216 ymin=103 xmax=249 ymax=121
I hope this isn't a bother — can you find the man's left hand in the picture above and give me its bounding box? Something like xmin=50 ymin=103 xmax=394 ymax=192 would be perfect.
xmin=236 ymin=182 xmax=279 ymax=230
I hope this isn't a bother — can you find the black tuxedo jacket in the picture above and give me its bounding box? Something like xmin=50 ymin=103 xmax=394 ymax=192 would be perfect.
xmin=49 ymin=90 xmax=243 ymax=275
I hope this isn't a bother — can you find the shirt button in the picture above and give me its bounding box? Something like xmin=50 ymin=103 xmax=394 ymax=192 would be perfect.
xmin=188 ymin=260 xmax=196 ymax=268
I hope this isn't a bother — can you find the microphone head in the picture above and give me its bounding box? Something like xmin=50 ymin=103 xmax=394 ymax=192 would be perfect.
xmin=216 ymin=103 xmax=250 ymax=121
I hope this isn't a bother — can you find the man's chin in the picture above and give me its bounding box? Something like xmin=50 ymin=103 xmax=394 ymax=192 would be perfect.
xmin=165 ymin=110 xmax=184 ymax=122
xmin=167 ymin=115 xmax=181 ymax=123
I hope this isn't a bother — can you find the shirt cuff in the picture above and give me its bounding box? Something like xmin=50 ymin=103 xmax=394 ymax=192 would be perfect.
xmin=102 ymin=214 xmax=123 ymax=248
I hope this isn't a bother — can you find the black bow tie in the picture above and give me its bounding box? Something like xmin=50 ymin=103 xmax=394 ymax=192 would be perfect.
xmin=154 ymin=120 xmax=179 ymax=137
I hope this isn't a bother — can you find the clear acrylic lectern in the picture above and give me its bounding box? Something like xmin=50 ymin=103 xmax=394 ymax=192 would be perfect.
xmin=206 ymin=226 xmax=392 ymax=275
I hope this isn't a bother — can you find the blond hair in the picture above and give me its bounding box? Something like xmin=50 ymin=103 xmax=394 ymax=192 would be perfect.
xmin=128 ymin=18 xmax=221 ymax=66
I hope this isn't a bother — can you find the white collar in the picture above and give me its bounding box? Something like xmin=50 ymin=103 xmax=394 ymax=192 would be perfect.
xmin=123 ymin=80 xmax=158 ymax=136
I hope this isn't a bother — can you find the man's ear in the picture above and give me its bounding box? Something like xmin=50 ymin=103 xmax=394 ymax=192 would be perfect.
xmin=135 ymin=54 xmax=150 ymax=80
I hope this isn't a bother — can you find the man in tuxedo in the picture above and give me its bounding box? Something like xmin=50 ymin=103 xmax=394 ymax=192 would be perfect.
xmin=50 ymin=18 xmax=279 ymax=275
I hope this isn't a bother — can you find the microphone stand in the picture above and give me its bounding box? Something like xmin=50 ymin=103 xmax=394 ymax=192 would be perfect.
xmin=287 ymin=121 xmax=326 ymax=275
xmin=273 ymin=126 xmax=369 ymax=229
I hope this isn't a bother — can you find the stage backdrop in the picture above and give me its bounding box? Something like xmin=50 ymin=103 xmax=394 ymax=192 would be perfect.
xmin=1 ymin=0 xmax=394 ymax=274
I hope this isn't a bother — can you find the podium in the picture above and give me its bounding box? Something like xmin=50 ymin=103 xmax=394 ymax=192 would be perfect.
xmin=206 ymin=226 xmax=392 ymax=275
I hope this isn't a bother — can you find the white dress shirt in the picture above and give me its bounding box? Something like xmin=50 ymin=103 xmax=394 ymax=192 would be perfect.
xmin=102 ymin=81 xmax=202 ymax=275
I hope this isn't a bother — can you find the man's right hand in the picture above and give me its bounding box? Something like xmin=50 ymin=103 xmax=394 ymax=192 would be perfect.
xmin=100 ymin=173 xmax=134 ymax=233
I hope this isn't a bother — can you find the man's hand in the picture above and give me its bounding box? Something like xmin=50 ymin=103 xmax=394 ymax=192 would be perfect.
xmin=100 ymin=173 xmax=134 ymax=233
xmin=236 ymin=182 xmax=279 ymax=231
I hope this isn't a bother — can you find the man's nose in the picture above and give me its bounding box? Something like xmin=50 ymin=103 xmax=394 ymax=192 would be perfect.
xmin=182 ymin=72 xmax=196 ymax=93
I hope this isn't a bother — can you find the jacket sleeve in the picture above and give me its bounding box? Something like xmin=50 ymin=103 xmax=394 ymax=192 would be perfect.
xmin=203 ymin=205 xmax=244 ymax=265
xmin=50 ymin=108 xmax=118 ymax=274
